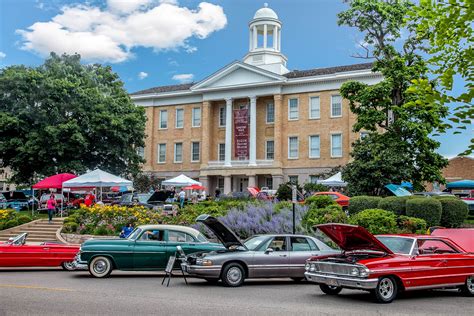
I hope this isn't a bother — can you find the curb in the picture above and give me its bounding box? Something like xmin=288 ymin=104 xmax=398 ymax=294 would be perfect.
xmin=56 ymin=227 xmax=69 ymax=244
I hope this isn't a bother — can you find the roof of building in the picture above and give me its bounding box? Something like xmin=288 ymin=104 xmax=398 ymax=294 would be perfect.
xmin=130 ymin=62 xmax=374 ymax=96
xmin=254 ymin=5 xmax=278 ymax=19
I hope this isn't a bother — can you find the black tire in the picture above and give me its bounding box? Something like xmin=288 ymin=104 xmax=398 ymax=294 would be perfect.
xmin=460 ymin=275 xmax=474 ymax=297
xmin=205 ymin=278 xmax=219 ymax=284
xmin=291 ymin=277 xmax=304 ymax=283
xmin=61 ymin=261 xmax=76 ymax=271
xmin=221 ymin=263 xmax=245 ymax=287
xmin=89 ymin=256 xmax=113 ymax=278
xmin=374 ymin=276 xmax=398 ymax=303
xmin=319 ymin=284 xmax=342 ymax=295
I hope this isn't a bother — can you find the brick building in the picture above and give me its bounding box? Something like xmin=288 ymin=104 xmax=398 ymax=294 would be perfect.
xmin=131 ymin=5 xmax=383 ymax=194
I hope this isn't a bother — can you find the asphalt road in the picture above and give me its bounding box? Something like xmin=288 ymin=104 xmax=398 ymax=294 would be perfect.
xmin=1 ymin=268 xmax=473 ymax=316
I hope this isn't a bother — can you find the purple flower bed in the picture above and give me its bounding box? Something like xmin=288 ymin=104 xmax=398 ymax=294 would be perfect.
xmin=192 ymin=202 xmax=308 ymax=239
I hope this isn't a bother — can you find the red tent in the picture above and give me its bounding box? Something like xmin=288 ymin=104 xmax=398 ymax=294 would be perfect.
xmin=183 ymin=184 xmax=206 ymax=190
xmin=32 ymin=173 xmax=77 ymax=189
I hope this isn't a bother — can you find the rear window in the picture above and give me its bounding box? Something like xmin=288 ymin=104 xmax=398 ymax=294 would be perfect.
xmin=2 ymin=192 xmax=27 ymax=200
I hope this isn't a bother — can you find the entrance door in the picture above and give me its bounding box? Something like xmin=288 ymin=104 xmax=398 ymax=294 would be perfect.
xmin=239 ymin=177 xmax=249 ymax=192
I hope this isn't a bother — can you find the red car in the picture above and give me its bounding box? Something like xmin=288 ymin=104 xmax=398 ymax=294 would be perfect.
xmin=0 ymin=233 xmax=79 ymax=270
xmin=314 ymin=192 xmax=350 ymax=208
xmin=304 ymin=224 xmax=474 ymax=303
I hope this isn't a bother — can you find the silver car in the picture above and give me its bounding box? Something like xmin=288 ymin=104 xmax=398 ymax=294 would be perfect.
xmin=182 ymin=214 xmax=338 ymax=287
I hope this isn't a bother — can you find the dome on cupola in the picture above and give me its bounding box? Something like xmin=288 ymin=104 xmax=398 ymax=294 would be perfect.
xmin=253 ymin=3 xmax=278 ymax=20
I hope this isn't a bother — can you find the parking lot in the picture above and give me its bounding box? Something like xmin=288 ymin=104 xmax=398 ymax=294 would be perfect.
xmin=1 ymin=268 xmax=473 ymax=316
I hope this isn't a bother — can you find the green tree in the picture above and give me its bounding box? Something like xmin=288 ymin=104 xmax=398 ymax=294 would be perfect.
xmin=0 ymin=53 xmax=146 ymax=184
xmin=410 ymin=0 xmax=473 ymax=155
xmin=338 ymin=0 xmax=448 ymax=195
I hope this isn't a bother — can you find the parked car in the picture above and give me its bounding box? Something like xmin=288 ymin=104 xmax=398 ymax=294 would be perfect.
xmin=0 ymin=193 xmax=7 ymax=209
xmin=304 ymin=224 xmax=474 ymax=303
xmin=182 ymin=214 xmax=338 ymax=286
xmin=413 ymin=191 xmax=456 ymax=197
xmin=314 ymin=192 xmax=350 ymax=208
xmin=1 ymin=191 xmax=29 ymax=211
xmin=75 ymin=224 xmax=225 ymax=278
xmin=0 ymin=233 xmax=79 ymax=270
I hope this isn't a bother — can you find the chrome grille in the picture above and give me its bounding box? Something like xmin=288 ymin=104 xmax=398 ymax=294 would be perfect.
xmin=315 ymin=262 xmax=356 ymax=276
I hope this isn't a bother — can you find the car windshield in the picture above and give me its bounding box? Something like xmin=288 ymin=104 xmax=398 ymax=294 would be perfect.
xmin=244 ymin=236 xmax=269 ymax=251
xmin=376 ymin=236 xmax=414 ymax=255
xmin=195 ymin=233 xmax=208 ymax=243
xmin=137 ymin=194 xmax=151 ymax=203
xmin=127 ymin=228 xmax=142 ymax=240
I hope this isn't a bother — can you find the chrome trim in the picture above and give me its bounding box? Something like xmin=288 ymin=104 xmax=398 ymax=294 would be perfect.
xmin=305 ymin=272 xmax=378 ymax=290
xmin=405 ymin=282 xmax=464 ymax=291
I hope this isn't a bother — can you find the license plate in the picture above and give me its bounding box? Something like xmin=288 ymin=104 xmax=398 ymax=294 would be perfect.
xmin=327 ymin=279 xmax=339 ymax=287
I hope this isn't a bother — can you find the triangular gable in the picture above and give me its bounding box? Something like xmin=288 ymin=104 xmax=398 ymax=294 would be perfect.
xmin=191 ymin=61 xmax=285 ymax=91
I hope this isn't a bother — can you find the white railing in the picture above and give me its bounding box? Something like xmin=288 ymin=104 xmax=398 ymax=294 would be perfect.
xmin=207 ymin=160 xmax=274 ymax=167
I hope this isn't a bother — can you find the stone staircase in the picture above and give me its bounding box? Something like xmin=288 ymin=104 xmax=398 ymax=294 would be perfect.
xmin=0 ymin=218 xmax=64 ymax=242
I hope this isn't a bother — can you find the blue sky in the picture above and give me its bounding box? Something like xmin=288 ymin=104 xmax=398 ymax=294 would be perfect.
xmin=0 ymin=0 xmax=471 ymax=157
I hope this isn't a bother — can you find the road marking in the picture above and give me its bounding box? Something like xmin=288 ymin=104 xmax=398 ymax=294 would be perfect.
xmin=0 ymin=284 xmax=75 ymax=292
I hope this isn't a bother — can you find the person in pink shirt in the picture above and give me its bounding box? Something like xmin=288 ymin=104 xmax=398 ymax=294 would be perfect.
xmin=47 ymin=194 xmax=56 ymax=223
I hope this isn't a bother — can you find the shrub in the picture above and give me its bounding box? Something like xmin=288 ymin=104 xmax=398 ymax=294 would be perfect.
xmin=304 ymin=195 xmax=337 ymax=208
xmin=349 ymin=209 xmax=397 ymax=234
xmin=63 ymin=222 xmax=78 ymax=233
xmin=274 ymin=201 xmax=292 ymax=213
xmin=16 ymin=215 xmax=32 ymax=225
xmin=303 ymin=183 xmax=328 ymax=194
xmin=93 ymin=225 xmax=115 ymax=236
xmin=438 ymin=198 xmax=469 ymax=228
xmin=398 ymin=216 xmax=427 ymax=234
xmin=377 ymin=196 xmax=409 ymax=215
xmin=406 ymin=198 xmax=442 ymax=227
xmin=276 ymin=182 xmax=302 ymax=201
xmin=4 ymin=219 xmax=19 ymax=229
xmin=302 ymin=204 xmax=348 ymax=231
xmin=348 ymin=196 xmax=383 ymax=215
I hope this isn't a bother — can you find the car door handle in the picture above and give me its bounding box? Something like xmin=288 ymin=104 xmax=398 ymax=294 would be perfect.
xmin=43 ymin=247 xmax=50 ymax=250
xmin=279 ymin=254 xmax=287 ymax=257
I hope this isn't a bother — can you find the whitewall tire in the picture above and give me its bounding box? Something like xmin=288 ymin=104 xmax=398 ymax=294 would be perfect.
xmin=89 ymin=256 xmax=113 ymax=278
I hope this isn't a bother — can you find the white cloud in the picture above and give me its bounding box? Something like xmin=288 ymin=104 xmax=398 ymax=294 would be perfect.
xmin=17 ymin=1 xmax=227 ymax=63
xmin=172 ymin=73 xmax=194 ymax=83
xmin=0 ymin=52 xmax=6 ymax=59
xmin=138 ymin=71 xmax=148 ymax=79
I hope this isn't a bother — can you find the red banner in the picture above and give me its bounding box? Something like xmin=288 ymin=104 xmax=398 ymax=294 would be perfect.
xmin=234 ymin=108 xmax=249 ymax=159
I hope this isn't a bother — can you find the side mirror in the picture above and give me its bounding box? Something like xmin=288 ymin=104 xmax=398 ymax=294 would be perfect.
xmin=264 ymin=248 xmax=274 ymax=254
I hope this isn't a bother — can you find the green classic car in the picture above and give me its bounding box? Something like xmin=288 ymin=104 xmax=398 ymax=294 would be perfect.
xmin=76 ymin=224 xmax=224 ymax=278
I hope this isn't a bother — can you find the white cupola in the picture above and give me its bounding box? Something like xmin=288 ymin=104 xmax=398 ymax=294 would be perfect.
xmin=243 ymin=3 xmax=289 ymax=75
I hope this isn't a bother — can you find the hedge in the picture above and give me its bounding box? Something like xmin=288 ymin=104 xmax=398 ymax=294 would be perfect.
xmin=377 ymin=196 xmax=409 ymax=215
xmin=349 ymin=209 xmax=397 ymax=234
xmin=304 ymin=195 xmax=337 ymax=209
xmin=302 ymin=204 xmax=348 ymax=231
xmin=406 ymin=198 xmax=442 ymax=227
xmin=437 ymin=198 xmax=469 ymax=228
xmin=398 ymin=215 xmax=427 ymax=234
xmin=348 ymin=196 xmax=383 ymax=215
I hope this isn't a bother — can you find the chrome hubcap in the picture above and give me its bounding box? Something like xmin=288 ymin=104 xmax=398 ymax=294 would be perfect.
xmin=93 ymin=259 xmax=107 ymax=274
xmin=467 ymin=276 xmax=474 ymax=293
xmin=64 ymin=262 xmax=75 ymax=270
xmin=379 ymin=278 xmax=394 ymax=299
xmin=227 ymin=267 xmax=242 ymax=284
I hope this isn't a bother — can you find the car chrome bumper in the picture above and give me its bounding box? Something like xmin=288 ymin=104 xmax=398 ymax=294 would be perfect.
xmin=73 ymin=254 xmax=88 ymax=270
xmin=181 ymin=263 xmax=222 ymax=278
xmin=304 ymin=272 xmax=378 ymax=290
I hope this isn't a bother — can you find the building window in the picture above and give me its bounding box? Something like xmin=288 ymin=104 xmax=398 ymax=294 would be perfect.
xmin=217 ymin=178 xmax=224 ymax=192
xmin=174 ymin=143 xmax=183 ymax=163
xmin=309 ymin=96 xmax=320 ymax=119
xmin=309 ymin=135 xmax=320 ymax=158
xmin=265 ymin=177 xmax=273 ymax=189
xmin=219 ymin=106 xmax=226 ymax=127
xmin=158 ymin=144 xmax=166 ymax=163
xmin=265 ymin=140 xmax=274 ymax=160
xmin=288 ymin=175 xmax=298 ymax=184
xmin=288 ymin=98 xmax=299 ymax=120
xmin=137 ymin=147 xmax=145 ymax=159
xmin=288 ymin=136 xmax=299 ymax=159
xmin=360 ymin=131 xmax=369 ymax=139
xmin=159 ymin=110 xmax=168 ymax=129
xmin=331 ymin=95 xmax=342 ymax=117
xmin=192 ymin=107 xmax=201 ymax=127
xmin=266 ymin=102 xmax=275 ymax=123
xmin=309 ymin=175 xmax=319 ymax=184
xmin=191 ymin=142 xmax=200 ymax=162
xmin=175 ymin=108 xmax=184 ymax=128
xmin=218 ymin=143 xmax=225 ymax=161
xmin=331 ymin=134 xmax=342 ymax=157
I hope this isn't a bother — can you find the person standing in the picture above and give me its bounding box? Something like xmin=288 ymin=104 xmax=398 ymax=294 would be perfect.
xmin=215 ymin=187 xmax=221 ymax=198
xmin=178 ymin=188 xmax=186 ymax=209
xmin=47 ymin=194 xmax=56 ymax=224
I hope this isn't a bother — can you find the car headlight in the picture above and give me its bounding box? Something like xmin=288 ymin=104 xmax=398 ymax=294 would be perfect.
xmin=305 ymin=263 xmax=310 ymax=271
xmin=350 ymin=267 xmax=359 ymax=276
xmin=310 ymin=263 xmax=316 ymax=272
xmin=196 ymin=259 xmax=213 ymax=266
xmin=359 ymin=267 xmax=369 ymax=277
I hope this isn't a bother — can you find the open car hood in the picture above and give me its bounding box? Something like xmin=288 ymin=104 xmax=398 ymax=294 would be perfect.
xmin=196 ymin=214 xmax=246 ymax=249
xmin=316 ymin=223 xmax=393 ymax=254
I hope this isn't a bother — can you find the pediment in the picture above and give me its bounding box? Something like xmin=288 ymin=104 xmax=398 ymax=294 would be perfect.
xmin=191 ymin=61 xmax=285 ymax=91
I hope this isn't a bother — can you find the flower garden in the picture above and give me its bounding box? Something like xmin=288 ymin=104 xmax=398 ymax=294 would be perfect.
xmin=0 ymin=209 xmax=34 ymax=230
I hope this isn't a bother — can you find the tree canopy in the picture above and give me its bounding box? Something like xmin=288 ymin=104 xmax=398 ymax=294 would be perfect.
xmin=338 ymin=0 xmax=448 ymax=195
xmin=0 ymin=53 xmax=146 ymax=184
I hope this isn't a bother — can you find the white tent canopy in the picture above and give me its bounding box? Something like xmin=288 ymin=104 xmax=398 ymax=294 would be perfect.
xmin=62 ymin=169 xmax=133 ymax=187
xmin=162 ymin=174 xmax=201 ymax=187
xmin=317 ymin=172 xmax=347 ymax=187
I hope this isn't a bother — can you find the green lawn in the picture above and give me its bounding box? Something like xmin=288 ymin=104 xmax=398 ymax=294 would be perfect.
xmin=18 ymin=210 xmax=48 ymax=219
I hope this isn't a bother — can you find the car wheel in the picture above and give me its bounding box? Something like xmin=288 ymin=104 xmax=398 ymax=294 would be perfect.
xmin=319 ymin=284 xmax=342 ymax=295
xmin=61 ymin=261 xmax=76 ymax=271
xmin=460 ymin=275 xmax=474 ymax=296
xmin=89 ymin=256 xmax=113 ymax=278
xmin=374 ymin=276 xmax=398 ymax=303
xmin=221 ymin=263 xmax=245 ymax=287
xmin=291 ymin=277 xmax=304 ymax=283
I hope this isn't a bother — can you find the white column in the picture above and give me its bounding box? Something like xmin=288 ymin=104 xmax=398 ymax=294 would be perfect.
xmin=253 ymin=26 xmax=257 ymax=49
xmin=249 ymin=96 xmax=257 ymax=166
xmin=249 ymin=28 xmax=253 ymax=50
xmin=224 ymin=175 xmax=232 ymax=194
xmin=263 ymin=24 xmax=267 ymax=48
xmin=278 ymin=27 xmax=281 ymax=51
xmin=224 ymin=97 xmax=232 ymax=167
xmin=273 ymin=26 xmax=278 ymax=50
xmin=248 ymin=175 xmax=256 ymax=188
